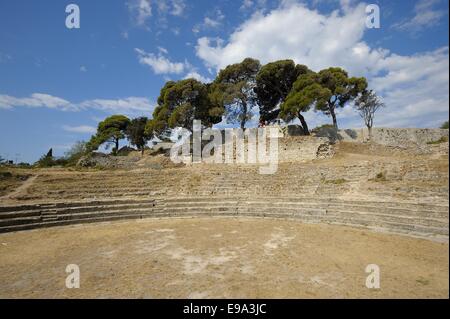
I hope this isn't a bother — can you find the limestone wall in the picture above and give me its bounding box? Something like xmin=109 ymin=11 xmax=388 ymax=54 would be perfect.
xmin=217 ymin=125 xmax=333 ymax=163
xmin=316 ymin=127 xmax=449 ymax=147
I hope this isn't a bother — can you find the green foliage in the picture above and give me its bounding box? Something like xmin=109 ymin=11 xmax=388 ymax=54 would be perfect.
xmin=35 ymin=151 xmax=54 ymax=167
xmin=87 ymin=115 xmax=131 ymax=154
xmin=426 ymin=136 xmax=448 ymax=145
xmin=311 ymin=124 xmax=336 ymax=134
xmin=211 ymin=58 xmax=261 ymax=128
xmin=315 ymin=67 xmax=367 ymax=128
xmin=255 ymin=60 xmax=309 ymax=124
xmin=46 ymin=148 xmax=53 ymax=158
xmin=354 ymin=90 xmax=385 ymax=133
xmin=280 ymin=72 xmax=329 ymax=134
xmin=146 ymin=79 xmax=222 ymax=137
xmin=282 ymin=67 xmax=367 ymax=130
xmin=35 ymin=151 xmax=67 ymax=168
xmin=0 ymin=171 xmax=13 ymax=179
xmin=441 ymin=121 xmax=449 ymax=129
xmin=126 ymin=117 xmax=149 ymax=154
xmin=64 ymin=141 xmax=88 ymax=166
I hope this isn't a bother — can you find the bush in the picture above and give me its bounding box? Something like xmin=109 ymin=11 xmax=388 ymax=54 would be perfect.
xmin=64 ymin=141 xmax=88 ymax=166
xmin=440 ymin=121 xmax=449 ymax=129
xmin=426 ymin=136 xmax=448 ymax=145
xmin=0 ymin=171 xmax=13 ymax=179
xmin=311 ymin=124 xmax=335 ymax=133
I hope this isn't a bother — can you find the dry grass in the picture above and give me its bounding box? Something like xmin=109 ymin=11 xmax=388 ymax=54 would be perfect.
xmin=0 ymin=168 xmax=32 ymax=197
xmin=0 ymin=218 xmax=447 ymax=298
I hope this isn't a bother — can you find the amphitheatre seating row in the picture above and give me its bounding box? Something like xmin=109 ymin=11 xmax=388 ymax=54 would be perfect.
xmin=0 ymin=196 xmax=448 ymax=241
xmin=12 ymin=161 xmax=449 ymax=205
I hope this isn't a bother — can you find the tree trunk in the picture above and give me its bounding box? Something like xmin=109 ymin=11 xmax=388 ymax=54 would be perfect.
xmin=240 ymin=118 xmax=246 ymax=129
xmin=298 ymin=113 xmax=310 ymax=135
xmin=331 ymin=108 xmax=338 ymax=129
xmin=368 ymin=125 xmax=373 ymax=141
xmin=240 ymin=101 xmax=247 ymax=129
xmin=115 ymin=138 xmax=119 ymax=155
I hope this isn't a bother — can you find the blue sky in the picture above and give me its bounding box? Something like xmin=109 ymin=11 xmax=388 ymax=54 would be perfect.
xmin=0 ymin=0 xmax=448 ymax=163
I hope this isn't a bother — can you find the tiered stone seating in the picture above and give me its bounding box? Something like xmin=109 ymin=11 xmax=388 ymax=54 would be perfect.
xmin=0 ymin=196 xmax=447 ymax=240
xmin=0 ymin=155 xmax=448 ymax=240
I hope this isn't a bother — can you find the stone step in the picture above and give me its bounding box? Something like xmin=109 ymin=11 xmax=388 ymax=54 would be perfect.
xmin=237 ymin=206 xmax=447 ymax=228
xmin=0 ymin=197 xmax=447 ymax=239
xmin=235 ymin=210 xmax=449 ymax=237
xmin=0 ymin=213 xmax=157 ymax=233
xmin=0 ymin=208 xmax=156 ymax=229
xmin=242 ymin=201 xmax=448 ymax=218
xmin=0 ymin=199 xmax=156 ymax=214
xmin=160 ymin=196 xmax=449 ymax=212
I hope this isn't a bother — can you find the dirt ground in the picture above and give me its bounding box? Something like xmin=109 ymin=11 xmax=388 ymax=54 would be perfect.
xmin=0 ymin=217 xmax=447 ymax=299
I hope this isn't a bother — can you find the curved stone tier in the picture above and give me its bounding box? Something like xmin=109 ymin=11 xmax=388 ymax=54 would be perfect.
xmin=1 ymin=196 xmax=448 ymax=241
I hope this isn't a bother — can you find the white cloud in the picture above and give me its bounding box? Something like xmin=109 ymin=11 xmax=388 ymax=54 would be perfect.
xmin=78 ymin=97 xmax=153 ymax=114
xmin=184 ymin=71 xmax=212 ymax=83
xmin=240 ymin=0 xmax=267 ymax=11
xmin=157 ymin=46 xmax=169 ymax=54
xmin=192 ymin=9 xmax=225 ymax=34
xmin=135 ymin=47 xmax=212 ymax=83
xmin=0 ymin=93 xmax=154 ymax=116
xmin=0 ymin=93 xmax=73 ymax=111
xmin=128 ymin=0 xmax=185 ymax=27
xmin=241 ymin=0 xmax=254 ymax=10
xmin=62 ymin=125 xmax=97 ymax=134
xmin=128 ymin=0 xmax=152 ymax=27
xmin=204 ymin=17 xmax=221 ymax=28
xmin=392 ymin=0 xmax=446 ymax=32
xmin=195 ymin=2 xmax=449 ymax=128
xmin=135 ymin=48 xmax=186 ymax=74
xmin=156 ymin=0 xmax=186 ymax=16
xmin=196 ymin=3 xmax=375 ymax=73
xmin=80 ymin=66 xmax=87 ymax=72
xmin=170 ymin=0 xmax=186 ymax=16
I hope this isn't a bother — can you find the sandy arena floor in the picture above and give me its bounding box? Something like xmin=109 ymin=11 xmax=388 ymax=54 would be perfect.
xmin=0 ymin=217 xmax=448 ymax=298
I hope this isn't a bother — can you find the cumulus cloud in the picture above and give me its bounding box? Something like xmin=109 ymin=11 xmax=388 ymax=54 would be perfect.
xmin=392 ymin=0 xmax=446 ymax=33
xmin=195 ymin=2 xmax=449 ymax=128
xmin=0 ymin=93 xmax=154 ymax=116
xmin=135 ymin=47 xmax=211 ymax=82
xmin=196 ymin=3 xmax=375 ymax=74
xmin=135 ymin=48 xmax=186 ymax=74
